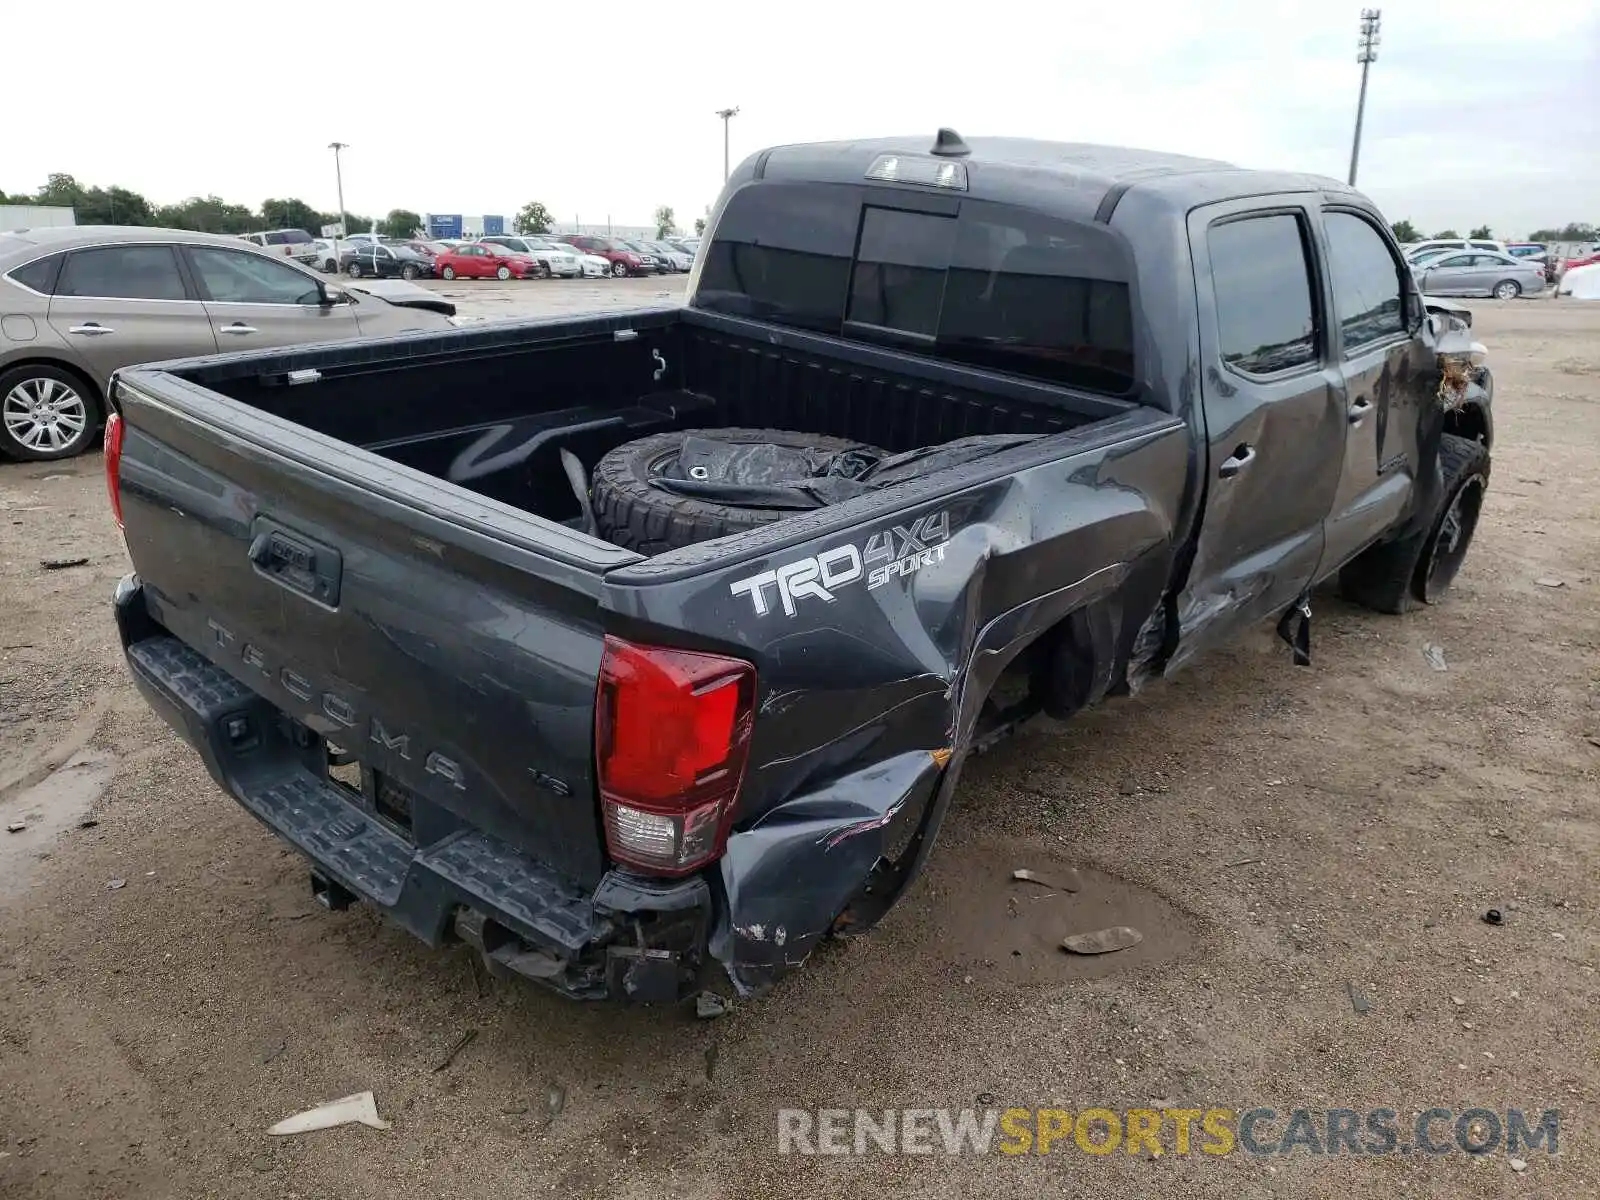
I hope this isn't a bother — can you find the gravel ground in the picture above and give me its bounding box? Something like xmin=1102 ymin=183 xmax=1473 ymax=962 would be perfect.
xmin=0 ymin=294 xmax=1596 ymax=1199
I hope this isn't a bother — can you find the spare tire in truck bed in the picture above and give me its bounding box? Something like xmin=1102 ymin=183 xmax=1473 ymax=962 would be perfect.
xmin=590 ymin=428 xmax=880 ymax=555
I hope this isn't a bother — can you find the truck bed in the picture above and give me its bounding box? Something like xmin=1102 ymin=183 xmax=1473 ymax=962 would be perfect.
xmin=163 ymin=306 xmax=1134 ymax=537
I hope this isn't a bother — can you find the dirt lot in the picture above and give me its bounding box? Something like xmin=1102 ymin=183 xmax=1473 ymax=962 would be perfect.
xmin=1 ymin=293 xmax=1596 ymax=1199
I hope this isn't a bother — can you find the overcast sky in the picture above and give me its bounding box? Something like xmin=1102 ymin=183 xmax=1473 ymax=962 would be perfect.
xmin=6 ymin=0 xmax=1596 ymax=236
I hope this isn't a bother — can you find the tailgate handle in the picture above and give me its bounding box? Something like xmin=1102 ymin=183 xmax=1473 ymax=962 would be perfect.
xmin=247 ymin=519 xmax=343 ymax=607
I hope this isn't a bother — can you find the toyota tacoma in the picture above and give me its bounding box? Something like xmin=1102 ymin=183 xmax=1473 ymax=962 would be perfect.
xmin=106 ymin=131 xmax=1493 ymax=1004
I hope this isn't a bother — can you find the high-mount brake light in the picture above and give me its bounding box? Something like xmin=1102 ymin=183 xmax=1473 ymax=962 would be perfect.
xmin=594 ymin=636 xmax=755 ymax=876
xmin=865 ymin=154 xmax=969 ymax=191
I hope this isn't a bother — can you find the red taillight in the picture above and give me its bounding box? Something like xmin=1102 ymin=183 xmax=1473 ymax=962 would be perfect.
xmin=104 ymin=411 xmax=125 ymax=529
xmin=595 ymin=636 xmax=755 ymax=876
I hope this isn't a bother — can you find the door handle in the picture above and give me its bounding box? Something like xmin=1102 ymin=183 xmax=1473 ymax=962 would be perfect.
xmin=1348 ymin=396 xmax=1374 ymax=425
xmin=220 ymin=323 xmax=258 ymax=335
xmin=68 ymin=323 xmax=114 ymax=336
xmin=1218 ymin=445 xmax=1256 ymax=479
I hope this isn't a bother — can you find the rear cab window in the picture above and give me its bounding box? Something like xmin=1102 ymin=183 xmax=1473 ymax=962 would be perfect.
xmin=694 ymin=182 xmax=1137 ymax=396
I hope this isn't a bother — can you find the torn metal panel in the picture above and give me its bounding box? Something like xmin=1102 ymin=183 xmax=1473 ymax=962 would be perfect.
xmin=712 ymin=750 xmax=944 ymax=994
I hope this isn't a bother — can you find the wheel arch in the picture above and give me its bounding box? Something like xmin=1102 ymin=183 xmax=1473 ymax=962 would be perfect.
xmin=1443 ymin=398 xmax=1492 ymax=450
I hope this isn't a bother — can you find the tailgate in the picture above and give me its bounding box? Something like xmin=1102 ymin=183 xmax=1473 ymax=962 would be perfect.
xmin=112 ymin=369 xmax=636 ymax=889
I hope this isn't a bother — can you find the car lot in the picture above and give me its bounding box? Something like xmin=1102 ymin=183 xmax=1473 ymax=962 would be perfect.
xmin=0 ymin=295 xmax=1596 ymax=1198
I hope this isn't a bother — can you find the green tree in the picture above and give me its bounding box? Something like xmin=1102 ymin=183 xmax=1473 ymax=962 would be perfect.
xmin=1468 ymin=224 xmax=1492 ymax=240
xmin=514 ymin=201 xmax=553 ymax=235
xmin=654 ymin=205 xmax=676 ymax=238
xmin=328 ymin=210 xmax=376 ymax=237
xmin=380 ymin=209 xmax=423 ymax=239
xmin=260 ymin=197 xmax=325 ymax=234
xmin=153 ymin=195 xmax=255 ymax=234
xmin=1528 ymin=222 xmax=1597 ymax=242
xmin=1389 ymin=218 xmax=1420 ymax=243
xmin=1431 ymin=229 xmax=1459 ymax=239
xmin=35 ymin=173 xmax=84 ymax=208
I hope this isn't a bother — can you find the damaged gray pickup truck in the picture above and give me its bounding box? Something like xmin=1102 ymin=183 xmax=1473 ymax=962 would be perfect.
xmin=107 ymin=131 xmax=1494 ymax=1004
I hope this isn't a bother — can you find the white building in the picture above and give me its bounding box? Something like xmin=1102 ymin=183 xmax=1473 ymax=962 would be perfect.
xmin=0 ymin=204 xmax=76 ymax=231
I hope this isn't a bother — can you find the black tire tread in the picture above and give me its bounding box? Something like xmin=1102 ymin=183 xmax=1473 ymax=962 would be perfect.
xmin=591 ymin=428 xmax=870 ymax=555
xmin=1338 ymin=433 xmax=1489 ymax=613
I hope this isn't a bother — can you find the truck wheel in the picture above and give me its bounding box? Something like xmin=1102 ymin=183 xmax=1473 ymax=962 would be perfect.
xmin=591 ymin=428 xmax=873 ymax=555
xmin=1338 ymin=433 xmax=1489 ymax=613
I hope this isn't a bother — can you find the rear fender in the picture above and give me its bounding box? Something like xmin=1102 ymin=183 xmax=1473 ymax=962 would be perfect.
xmin=601 ymin=413 xmax=1190 ymax=995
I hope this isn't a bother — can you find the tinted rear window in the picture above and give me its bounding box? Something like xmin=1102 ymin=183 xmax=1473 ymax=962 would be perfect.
xmin=6 ymin=252 xmax=63 ymax=295
xmin=263 ymin=230 xmax=314 ymax=246
xmin=694 ymin=182 xmax=1136 ymax=395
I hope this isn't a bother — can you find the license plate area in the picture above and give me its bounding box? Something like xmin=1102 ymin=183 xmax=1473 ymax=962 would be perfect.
xmin=326 ymin=741 xmax=417 ymax=842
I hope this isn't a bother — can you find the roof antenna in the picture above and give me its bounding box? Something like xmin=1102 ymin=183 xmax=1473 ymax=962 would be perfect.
xmin=930 ymin=128 xmax=970 ymax=157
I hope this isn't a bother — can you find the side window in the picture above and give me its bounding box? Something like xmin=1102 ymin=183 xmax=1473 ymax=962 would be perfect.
xmin=7 ymin=253 xmax=65 ymax=295
xmin=1208 ymin=213 xmax=1319 ymax=375
xmin=56 ymin=245 xmax=188 ymax=301
xmin=1322 ymin=212 xmax=1405 ymax=349
xmin=188 ymin=247 xmax=322 ymax=305
xmin=1434 ymin=254 xmax=1473 ymax=269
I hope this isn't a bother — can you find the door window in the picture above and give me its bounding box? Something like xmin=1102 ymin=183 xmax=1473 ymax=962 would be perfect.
xmin=1207 ymin=213 xmax=1319 ymax=375
xmin=188 ymin=247 xmax=323 ymax=304
xmin=1433 ymin=255 xmax=1474 ymax=269
xmin=56 ymin=245 xmax=188 ymax=300
xmin=1322 ymin=212 xmax=1405 ymax=349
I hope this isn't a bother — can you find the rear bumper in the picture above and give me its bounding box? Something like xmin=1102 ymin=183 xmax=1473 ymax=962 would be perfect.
xmin=113 ymin=574 xmax=712 ymax=1003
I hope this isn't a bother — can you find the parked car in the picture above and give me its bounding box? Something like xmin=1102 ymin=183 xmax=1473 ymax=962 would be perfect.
xmin=559 ymin=243 xmax=613 ymax=278
xmin=107 ymin=132 xmax=1494 ymax=1004
xmin=1406 ymin=247 xmax=1454 ymax=267
xmin=342 ymin=243 xmax=435 ymax=281
xmin=0 ymin=226 xmax=458 ymax=460
xmin=240 ymin=229 xmax=321 ymax=266
xmin=1411 ymin=250 xmax=1547 ymax=298
xmin=617 ymin=240 xmax=665 ymax=273
xmin=307 ymin=239 xmax=342 ymax=273
xmin=432 ymin=242 xmax=538 ymax=281
xmin=558 ymin=234 xmax=652 ymax=277
xmin=480 ymin=235 xmax=581 ymax=277
xmin=642 ymin=240 xmax=693 ymax=271
xmin=1405 ymin=237 xmax=1506 ymax=258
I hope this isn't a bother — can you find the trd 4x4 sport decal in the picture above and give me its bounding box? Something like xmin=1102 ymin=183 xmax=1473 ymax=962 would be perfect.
xmin=729 ymin=513 xmax=953 ymax=618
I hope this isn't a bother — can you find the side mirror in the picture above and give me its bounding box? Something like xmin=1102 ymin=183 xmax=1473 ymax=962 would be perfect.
xmin=321 ymin=286 xmax=348 ymax=306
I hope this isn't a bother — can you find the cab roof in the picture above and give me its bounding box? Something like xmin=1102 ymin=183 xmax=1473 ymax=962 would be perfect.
xmin=750 ymin=132 xmax=1357 ymax=223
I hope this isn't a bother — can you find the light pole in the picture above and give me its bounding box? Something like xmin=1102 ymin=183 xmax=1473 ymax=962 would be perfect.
xmin=328 ymin=141 xmax=348 ymax=255
xmin=715 ymin=107 xmax=740 ymax=182
xmin=1348 ymin=10 xmax=1381 ymax=187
